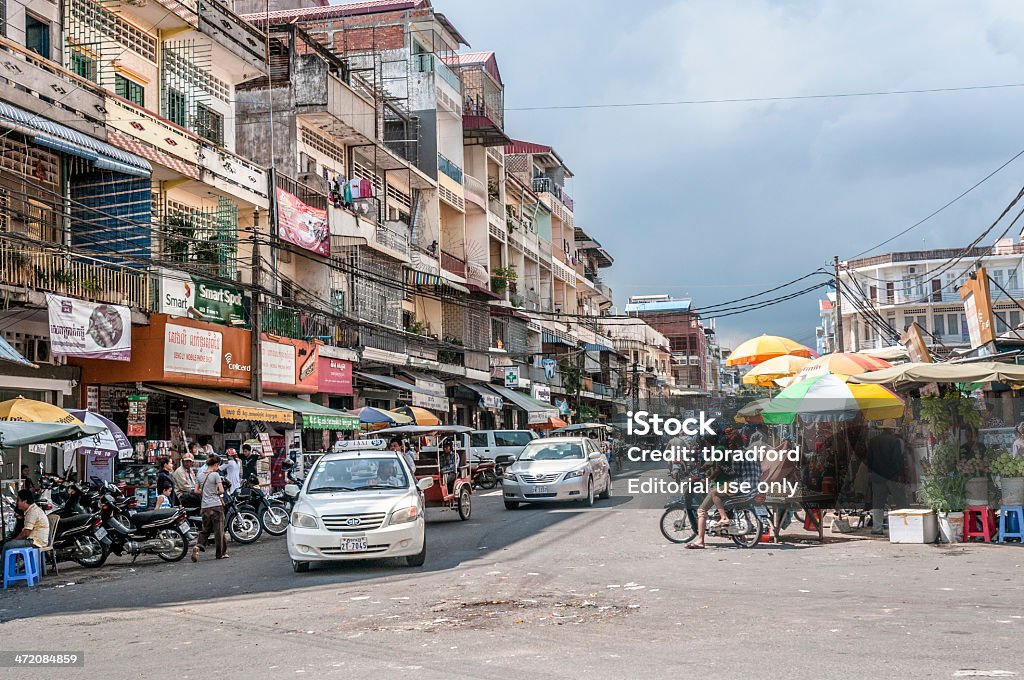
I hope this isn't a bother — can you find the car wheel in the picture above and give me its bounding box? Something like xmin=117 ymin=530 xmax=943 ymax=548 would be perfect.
xmin=504 ymin=500 xmax=519 ymax=510
xmin=406 ymin=540 xmax=426 ymax=567
xmin=583 ymin=479 xmax=594 ymax=507
xmin=292 ymin=559 xmax=310 ymax=573
xmin=599 ymin=476 xmax=612 ymax=500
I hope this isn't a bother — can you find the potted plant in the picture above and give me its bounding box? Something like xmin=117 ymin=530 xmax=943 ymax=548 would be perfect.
xmin=919 ymin=472 xmax=966 ymax=543
xmin=958 ymin=455 xmax=991 ymax=507
xmin=991 ymin=451 xmax=1024 ymax=506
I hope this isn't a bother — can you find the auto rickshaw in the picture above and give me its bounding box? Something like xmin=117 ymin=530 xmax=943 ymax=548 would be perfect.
xmin=372 ymin=425 xmax=474 ymax=521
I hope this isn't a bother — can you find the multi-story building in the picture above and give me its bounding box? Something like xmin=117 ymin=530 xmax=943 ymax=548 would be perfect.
xmin=815 ymin=292 xmax=836 ymax=355
xmin=839 ymin=240 xmax=1024 ymax=354
xmin=599 ymin=318 xmax=673 ymax=406
xmin=625 ymin=295 xmax=714 ymax=392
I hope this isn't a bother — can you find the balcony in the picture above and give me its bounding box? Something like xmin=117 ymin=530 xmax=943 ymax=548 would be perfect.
xmin=464 ymin=174 xmax=487 ymax=210
xmin=441 ymin=250 xmax=467 ymax=278
xmin=198 ymin=146 xmax=269 ymax=208
xmin=105 ymin=95 xmax=201 ymax=172
xmin=552 ymin=258 xmax=577 ymax=286
xmin=261 ymin=299 xmax=335 ymax=341
xmin=532 ymin=177 xmax=574 ymax=212
xmin=438 ymin=153 xmax=464 ymax=184
xmin=148 ymin=0 xmax=268 ymax=70
xmin=293 ymin=55 xmax=376 ymax=143
xmin=0 ymin=241 xmax=152 ymax=310
xmin=460 ymin=65 xmax=508 ymax=147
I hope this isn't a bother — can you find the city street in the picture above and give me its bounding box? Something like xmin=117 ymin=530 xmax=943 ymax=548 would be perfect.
xmin=2 ymin=464 xmax=1022 ymax=680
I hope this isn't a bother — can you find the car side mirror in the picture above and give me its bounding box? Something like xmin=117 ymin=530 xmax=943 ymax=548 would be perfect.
xmin=284 ymin=484 xmax=299 ymax=496
xmin=417 ymin=477 xmax=434 ymax=491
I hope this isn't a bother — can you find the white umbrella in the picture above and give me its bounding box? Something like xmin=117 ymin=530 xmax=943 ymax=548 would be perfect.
xmin=64 ymin=410 xmax=132 ymax=460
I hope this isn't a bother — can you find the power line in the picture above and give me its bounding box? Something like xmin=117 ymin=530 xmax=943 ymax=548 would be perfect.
xmin=507 ymin=82 xmax=1024 ymax=112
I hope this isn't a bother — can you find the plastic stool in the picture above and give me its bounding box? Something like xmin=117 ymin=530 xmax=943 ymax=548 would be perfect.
xmin=3 ymin=547 xmax=41 ymax=589
xmin=963 ymin=505 xmax=997 ymax=542
xmin=998 ymin=506 xmax=1024 ymax=543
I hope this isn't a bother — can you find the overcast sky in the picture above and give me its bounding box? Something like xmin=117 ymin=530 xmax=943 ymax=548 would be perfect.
xmin=437 ymin=0 xmax=1024 ymax=349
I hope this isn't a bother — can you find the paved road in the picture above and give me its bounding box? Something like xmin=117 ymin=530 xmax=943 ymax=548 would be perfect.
xmin=2 ymin=465 xmax=1023 ymax=679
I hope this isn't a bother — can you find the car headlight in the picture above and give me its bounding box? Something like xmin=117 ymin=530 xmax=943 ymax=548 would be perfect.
xmin=390 ymin=505 xmax=420 ymax=525
xmin=503 ymin=471 xmax=518 ymax=482
xmin=291 ymin=512 xmax=319 ymax=529
xmin=563 ymin=468 xmax=586 ymax=480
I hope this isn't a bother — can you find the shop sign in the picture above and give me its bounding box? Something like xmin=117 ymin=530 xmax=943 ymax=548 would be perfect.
xmin=164 ymin=323 xmax=223 ymax=377
xmin=504 ymin=366 xmax=520 ymax=388
xmin=127 ymin=395 xmax=148 ymax=437
xmin=479 ymin=394 xmax=502 ymax=410
xmin=276 ymin=187 xmax=330 ymax=257
xmin=317 ymin=357 xmax=353 ymax=395
xmin=257 ymin=431 xmax=274 ymax=456
xmin=303 ymin=413 xmax=360 ymax=431
xmin=413 ymin=392 xmax=450 ymax=411
xmin=46 ymin=294 xmax=132 ymax=361
xmin=960 ymin=268 xmax=995 ymax=349
xmin=158 ymin=268 xmax=246 ymax=327
xmin=261 ymin=340 xmax=296 ymax=385
xmin=541 ymin=358 xmax=557 ymax=379
xmin=532 ymin=384 xmax=552 ymax=404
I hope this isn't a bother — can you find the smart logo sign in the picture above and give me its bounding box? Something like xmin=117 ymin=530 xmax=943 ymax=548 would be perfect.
xmin=159 ymin=268 xmax=246 ymax=327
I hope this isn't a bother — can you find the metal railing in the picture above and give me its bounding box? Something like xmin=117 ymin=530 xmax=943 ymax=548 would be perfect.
xmin=438 ymin=153 xmax=464 ymax=184
xmin=532 ymin=177 xmax=574 ymax=212
xmin=375 ymin=226 xmax=410 ymax=257
xmin=0 ymin=240 xmax=152 ymax=309
xmin=441 ymin=250 xmax=466 ymax=277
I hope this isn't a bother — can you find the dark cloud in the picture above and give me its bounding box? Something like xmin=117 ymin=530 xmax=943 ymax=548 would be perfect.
xmin=438 ymin=0 xmax=1024 ymax=347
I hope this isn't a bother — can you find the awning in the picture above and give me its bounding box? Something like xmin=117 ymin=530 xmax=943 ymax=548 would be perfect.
xmin=261 ymin=395 xmax=360 ymax=430
xmin=460 ymin=382 xmax=505 ymax=409
xmin=542 ymin=331 xmax=576 ymax=347
xmin=0 ymin=101 xmax=152 ymax=178
xmin=356 ymin=372 xmax=435 ymax=395
xmin=489 ymin=384 xmax=559 ymax=424
xmin=0 ymin=336 xmax=37 ymax=368
xmin=465 ymin=282 xmax=503 ymax=300
xmin=583 ymin=343 xmax=616 ymax=353
xmin=405 ymin=269 xmax=470 ymax=294
xmin=146 ymin=385 xmax=292 ymax=424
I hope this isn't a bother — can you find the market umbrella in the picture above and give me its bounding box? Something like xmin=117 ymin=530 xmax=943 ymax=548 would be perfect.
xmin=762 ymin=374 xmax=905 ymax=424
xmin=390 ymin=405 xmax=441 ymax=426
xmin=348 ymin=406 xmax=413 ymax=425
xmin=734 ymin=398 xmax=771 ymax=423
xmin=725 ymin=335 xmax=815 ymax=367
xmin=0 ymin=396 xmax=83 ymax=425
xmin=64 ymin=410 xmax=132 ymax=460
xmin=530 ymin=416 xmax=567 ymax=431
xmin=741 ymin=355 xmax=811 ymax=387
xmin=796 ymin=352 xmax=892 ymax=381
xmin=848 ymin=361 xmax=1024 ymax=387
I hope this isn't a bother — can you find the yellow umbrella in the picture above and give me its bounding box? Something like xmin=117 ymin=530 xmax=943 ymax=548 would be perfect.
xmin=726 ymin=335 xmax=815 ymax=366
xmin=391 ymin=405 xmax=441 ymax=426
xmin=741 ymin=354 xmax=811 ymax=386
xmin=0 ymin=396 xmax=82 ymax=425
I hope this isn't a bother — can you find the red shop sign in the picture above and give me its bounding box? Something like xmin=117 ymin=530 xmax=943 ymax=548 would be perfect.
xmin=318 ymin=357 xmax=352 ymax=395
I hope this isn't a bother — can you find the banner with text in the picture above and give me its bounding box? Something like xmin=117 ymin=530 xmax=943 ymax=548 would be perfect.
xmin=46 ymin=294 xmax=132 ymax=361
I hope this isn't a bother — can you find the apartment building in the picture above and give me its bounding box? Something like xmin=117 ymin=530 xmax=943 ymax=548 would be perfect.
xmin=838 ymin=240 xmax=1024 ymax=354
xmin=599 ymin=318 xmax=674 ymax=406
xmin=624 ymin=295 xmax=717 ymax=393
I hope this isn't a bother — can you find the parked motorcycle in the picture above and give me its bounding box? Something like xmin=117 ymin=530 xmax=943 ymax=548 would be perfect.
xmin=470 ymin=456 xmax=498 ymax=490
xmin=237 ymin=476 xmax=289 ymax=536
xmin=659 ymin=467 xmax=766 ymax=548
xmin=100 ymin=493 xmax=191 ymax=562
xmin=182 ymin=482 xmax=263 ymax=544
xmin=38 ymin=479 xmax=111 ymax=568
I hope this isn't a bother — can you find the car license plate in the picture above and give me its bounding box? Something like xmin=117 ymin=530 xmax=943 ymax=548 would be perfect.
xmin=532 ymin=485 xmax=549 ymax=494
xmin=339 ymin=537 xmax=367 ymax=552
xmin=94 ymin=527 xmax=107 ymax=540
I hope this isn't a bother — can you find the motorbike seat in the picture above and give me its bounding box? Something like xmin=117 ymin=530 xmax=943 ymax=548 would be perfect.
xmin=59 ymin=513 xmax=94 ymax=530
xmin=723 ymin=492 xmax=759 ymax=509
xmin=131 ymin=509 xmax=179 ymax=527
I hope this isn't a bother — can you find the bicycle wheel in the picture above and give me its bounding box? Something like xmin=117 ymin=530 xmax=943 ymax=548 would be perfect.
xmin=660 ymin=507 xmax=697 ymax=544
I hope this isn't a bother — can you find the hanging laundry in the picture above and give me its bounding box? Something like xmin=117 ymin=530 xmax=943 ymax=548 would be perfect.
xmin=348 ymin=178 xmax=362 ymax=199
xmin=358 ymin=177 xmax=373 ymax=198
xmin=343 ymin=179 xmax=353 ymax=205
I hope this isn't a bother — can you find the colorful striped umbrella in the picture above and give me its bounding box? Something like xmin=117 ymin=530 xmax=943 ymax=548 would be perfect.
xmin=762 ymin=374 xmax=905 ymax=424
xmin=741 ymin=355 xmax=811 ymax=386
xmin=796 ymin=352 xmax=892 ymax=381
xmin=725 ymin=335 xmax=815 ymax=367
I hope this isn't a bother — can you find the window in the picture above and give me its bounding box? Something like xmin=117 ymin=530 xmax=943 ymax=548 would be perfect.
xmin=25 ymin=15 xmax=50 ymax=58
xmin=1012 ymin=311 xmax=1021 ymax=330
xmin=931 ymin=279 xmax=942 ymax=302
xmin=862 ymin=323 xmax=871 ymax=342
xmin=1 ymin=0 xmax=6 ymax=38
xmin=1010 ymin=268 xmax=1019 ymax=290
xmin=916 ymin=315 xmax=928 ymax=331
xmin=165 ymin=88 xmax=187 ymax=127
xmin=470 ymin=433 xmax=489 ymax=448
xmin=997 ymin=314 xmax=1008 ymax=333
xmin=885 ymin=282 xmax=894 ymax=303
xmin=948 ymin=314 xmax=961 ymax=339
xmin=933 ymin=315 xmax=945 ymax=337
xmin=70 ymin=51 xmax=98 ymax=82
xmin=114 ymin=74 xmax=144 ymax=106
xmin=960 ymin=314 xmax=969 ymax=340
xmin=494 ymin=431 xmax=534 ymax=447
xmin=194 ymin=104 xmax=224 ymax=146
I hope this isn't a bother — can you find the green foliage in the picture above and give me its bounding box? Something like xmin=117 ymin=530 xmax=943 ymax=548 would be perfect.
xmin=559 ymin=358 xmax=582 ymax=396
xmin=920 ymin=393 xmax=981 ymax=436
xmin=918 ymin=473 xmax=967 ymax=513
xmin=923 ymin=439 xmax=959 ymax=476
xmin=991 ymin=451 xmax=1024 ymax=477
xmin=405 ymin=320 xmax=429 ymax=336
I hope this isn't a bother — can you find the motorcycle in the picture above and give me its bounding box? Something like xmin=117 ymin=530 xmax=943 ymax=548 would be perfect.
xmin=470 ymin=455 xmax=498 ymax=490
xmin=493 ymin=454 xmax=516 ymax=485
xmin=659 ymin=466 xmax=767 ymax=548
xmin=237 ymin=476 xmax=289 ymax=536
xmin=39 ymin=480 xmax=111 ymax=568
xmin=100 ymin=492 xmax=192 ymax=562
xmin=182 ymin=481 xmax=263 ymax=545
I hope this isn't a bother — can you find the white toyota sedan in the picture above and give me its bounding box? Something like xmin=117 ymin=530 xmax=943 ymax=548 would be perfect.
xmin=502 ymin=437 xmax=612 ymax=509
xmin=287 ymin=442 xmax=433 ymax=572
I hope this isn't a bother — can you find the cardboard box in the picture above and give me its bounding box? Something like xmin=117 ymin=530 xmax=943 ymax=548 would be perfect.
xmin=888 ymin=509 xmax=938 ymax=544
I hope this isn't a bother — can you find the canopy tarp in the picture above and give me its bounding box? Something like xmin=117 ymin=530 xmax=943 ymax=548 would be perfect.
xmin=0 ymin=421 xmax=106 ymax=449
xmin=147 ymin=385 xmax=292 ymax=424
xmin=849 ymin=361 xmax=1024 ymax=387
xmin=261 ymin=395 xmax=360 ymax=430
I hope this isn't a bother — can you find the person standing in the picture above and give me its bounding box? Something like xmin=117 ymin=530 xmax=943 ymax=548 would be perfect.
xmin=240 ymin=444 xmax=260 ymax=481
xmin=172 ymin=453 xmax=197 ymax=498
xmin=222 ymin=449 xmax=241 ymax=495
xmin=867 ymin=422 xmax=906 ymax=535
xmin=192 ymin=456 xmax=228 ymax=561
xmin=155 ymin=457 xmax=178 ymax=506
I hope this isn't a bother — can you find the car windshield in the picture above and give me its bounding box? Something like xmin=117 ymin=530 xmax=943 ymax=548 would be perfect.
xmin=518 ymin=442 xmax=585 ymax=461
xmin=307 ymin=457 xmax=409 ymax=493
xmin=494 ymin=431 xmax=534 ymax=447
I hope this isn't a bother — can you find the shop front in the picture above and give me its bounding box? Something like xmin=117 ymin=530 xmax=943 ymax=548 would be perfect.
xmin=489 ymin=384 xmax=560 ymax=429
xmin=453 ymin=382 xmax=505 ymax=428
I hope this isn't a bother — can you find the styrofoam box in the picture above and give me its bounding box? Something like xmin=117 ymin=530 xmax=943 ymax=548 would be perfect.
xmin=888 ymin=509 xmax=938 ymax=544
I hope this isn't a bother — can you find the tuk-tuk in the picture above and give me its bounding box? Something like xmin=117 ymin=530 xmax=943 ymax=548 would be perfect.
xmin=371 ymin=425 xmax=474 ymax=521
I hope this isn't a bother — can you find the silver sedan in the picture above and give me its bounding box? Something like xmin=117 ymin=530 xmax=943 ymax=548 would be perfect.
xmin=502 ymin=437 xmax=612 ymax=509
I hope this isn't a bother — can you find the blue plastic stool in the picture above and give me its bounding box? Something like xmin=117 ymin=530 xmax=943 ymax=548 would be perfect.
xmin=3 ymin=547 xmax=41 ymax=589
xmin=998 ymin=506 xmax=1024 ymax=543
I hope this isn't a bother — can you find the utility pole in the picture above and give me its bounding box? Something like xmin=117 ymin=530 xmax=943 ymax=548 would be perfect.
xmin=632 ymin=360 xmax=640 ymax=408
xmin=251 ymin=208 xmax=263 ymax=403
xmin=834 ymin=255 xmax=845 ymax=352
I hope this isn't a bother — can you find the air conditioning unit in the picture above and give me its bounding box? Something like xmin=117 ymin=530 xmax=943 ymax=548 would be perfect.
xmin=908 ymin=266 xmax=917 ymax=274
xmin=26 ymin=338 xmax=54 ymax=365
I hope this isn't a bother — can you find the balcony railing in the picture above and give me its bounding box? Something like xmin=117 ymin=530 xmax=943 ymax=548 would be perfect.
xmin=261 ymin=300 xmax=336 ymax=341
xmin=0 ymin=240 xmax=152 ymax=309
xmin=435 ymin=58 xmax=463 ymax=93
xmin=375 ymin=225 xmax=410 ymax=257
xmin=532 ymin=177 xmax=574 ymax=212
xmin=441 ymin=250 xmax=467 ymax=277
xmin=438 ymin=153 xmax=464 ymax=184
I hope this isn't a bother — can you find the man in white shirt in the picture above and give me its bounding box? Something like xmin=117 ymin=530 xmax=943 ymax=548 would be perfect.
xmin=3 ymin=490 xmax=50 ymax=559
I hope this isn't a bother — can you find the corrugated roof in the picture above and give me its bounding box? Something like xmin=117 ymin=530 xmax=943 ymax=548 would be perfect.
xmin=506 ymin=139 xmax=552 ymax=155
xmin=446 ymin=51 xmax=502 ymax=85
xmin=624 ymin=299 xmax=693 ymax=313
xmin=243 ymin=0 xmax=427 ymax=25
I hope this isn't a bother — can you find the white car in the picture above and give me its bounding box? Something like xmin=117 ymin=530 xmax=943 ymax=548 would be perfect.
xmin=287 ymin=441 xmax=434 ymax=572
xmin=502 ymin=437 xmax=612 ymax=509
xmin=469 ymin=429 xmax=538 ymax=461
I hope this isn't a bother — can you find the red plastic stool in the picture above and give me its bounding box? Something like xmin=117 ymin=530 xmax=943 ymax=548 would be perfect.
xmin=963 ymin=505 xmax=997 ymax=542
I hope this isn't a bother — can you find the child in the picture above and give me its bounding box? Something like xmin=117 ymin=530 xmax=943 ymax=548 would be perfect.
xmin=154 ymin=484 xmax=174 ymax=510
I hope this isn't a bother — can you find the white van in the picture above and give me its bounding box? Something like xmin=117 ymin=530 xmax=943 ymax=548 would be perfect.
xmin=470 ymin=430 xmax=539 ymax=461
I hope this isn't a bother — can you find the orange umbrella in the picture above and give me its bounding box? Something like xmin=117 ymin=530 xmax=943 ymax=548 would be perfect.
xmin=391 ymin=405 xmax=441 ymax=426
xmin=796 ymin=353 xmax=892 ymax=381
xmin=741 ymin=355 xmax=811 ymax=386
xmin=530 ymin=417 xmax=567 ymax=430
xmin=726 ymin=335 xmax=815 ymax=367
